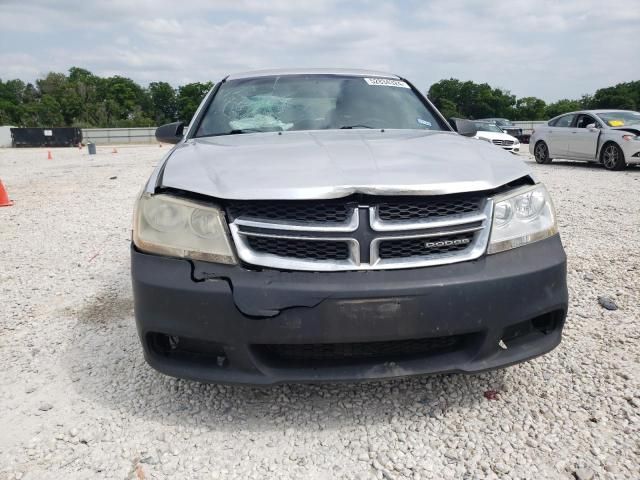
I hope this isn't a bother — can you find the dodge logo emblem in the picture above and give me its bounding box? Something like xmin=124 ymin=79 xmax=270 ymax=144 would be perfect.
xmin=425 ymin=238 xmax=471 ymax=249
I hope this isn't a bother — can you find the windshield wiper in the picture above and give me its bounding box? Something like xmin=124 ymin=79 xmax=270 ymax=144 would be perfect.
xmin=339 ymin=125 xmax=375 ymax=129
xmin=224 ymin=128 xmax=266 ymax=135
xmin=196 ymin=129 xmax=268 ymax=138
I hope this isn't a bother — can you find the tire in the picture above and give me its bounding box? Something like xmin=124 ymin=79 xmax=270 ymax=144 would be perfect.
xmin=534 ymin=141 xmax=552 ymax=164
xmin=600 ymin=142 xmax=626 ymax=171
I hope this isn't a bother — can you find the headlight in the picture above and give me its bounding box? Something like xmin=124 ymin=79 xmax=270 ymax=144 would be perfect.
xmin=487 ymin=184 xmax=558 ymax=254
xmin=133 ymin=193 xmax=236 ymax=264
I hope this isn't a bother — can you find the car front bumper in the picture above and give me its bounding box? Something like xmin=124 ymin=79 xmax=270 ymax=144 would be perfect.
xmin=131 ymin=235 xmax=568 ymax=385
xmin=620 ymin=141 xmax=640 ymax=164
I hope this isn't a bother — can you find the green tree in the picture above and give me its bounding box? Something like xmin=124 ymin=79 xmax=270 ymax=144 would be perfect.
xmin=22 ymin=95 xmax=65 ymax=126
xmin=67 ymin=67 xmax=102 ymax=126
xmin=0 ymin=99 xmax=22 ymax=125
xmin=427 ymin=78 xmax=515 ymax=119
xmin=436 ymin=98 xmax=461 ymax=119
xmin=544 ymin=99 xmax=582 ymax=119
xmin=148 ymin=81 xmax=177 ymax=125
xmin=1 ymin=68 xmax=638 ymax=128
xmin=97 ymin=76 xmax=152 ymax=127
xmin=0 ymin=81 xmax=21 ymax=124
xmin=512 ymin=97 xmax=547 ymax=120
xmin=590 ymin=81 xmax=639 ymax=110
xmin=36 ymin=72 xmax=88 ymax=125
xmin=177 ymin=82 xmax=213 ymax=123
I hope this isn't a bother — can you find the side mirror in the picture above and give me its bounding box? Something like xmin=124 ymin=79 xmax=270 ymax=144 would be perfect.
xmin=449 ymin=118 xmax=478 ymax=137
xmin=155 ymin=122 xmax=185 ymax=144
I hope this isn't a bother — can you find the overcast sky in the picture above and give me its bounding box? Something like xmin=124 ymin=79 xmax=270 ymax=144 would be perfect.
xmin=1 ymin=0 xmax=638 ymax=101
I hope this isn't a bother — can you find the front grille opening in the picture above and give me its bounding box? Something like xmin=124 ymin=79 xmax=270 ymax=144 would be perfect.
xmin=253 ymin=334 xmax=474 ymax=368
xmin=247 ymin=236 xmax=350 ymax=261
xmin=147 ymin=333 xmax=228 ymax=367
xmin=228 ymin=193 xmax=491 ymax=270
xmin=502 ymin=310 xmax=564 ymax=345
xmin=378 ymin=232 xmax=475 ymax=259
xmin=377 ymin=195 xmax=482 ymax=221
xmin=227 ymin=200 xmax=352 ymax=223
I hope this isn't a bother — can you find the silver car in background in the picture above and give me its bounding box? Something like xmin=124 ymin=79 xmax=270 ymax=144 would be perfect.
xmin=529 ymin=109 xmax=640 ymax=170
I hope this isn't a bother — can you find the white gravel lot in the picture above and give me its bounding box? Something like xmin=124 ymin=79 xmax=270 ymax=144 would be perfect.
xmin=0 ymin=144 xmax=638 ymax=480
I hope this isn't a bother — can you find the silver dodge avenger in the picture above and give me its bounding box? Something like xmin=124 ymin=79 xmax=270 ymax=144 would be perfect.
xmin=131 ymin=69 xmax=568 ymax=384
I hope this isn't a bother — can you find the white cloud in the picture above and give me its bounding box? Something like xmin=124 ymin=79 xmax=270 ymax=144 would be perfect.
xmin=0 ymin=53 xmax=41 ymax=79
xmin=0 ymin=0 xmax=638 ymax=100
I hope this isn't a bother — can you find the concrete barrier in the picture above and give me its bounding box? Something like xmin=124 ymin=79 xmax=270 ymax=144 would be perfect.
xmin=81 ymin=127 xmax=157 ymax=145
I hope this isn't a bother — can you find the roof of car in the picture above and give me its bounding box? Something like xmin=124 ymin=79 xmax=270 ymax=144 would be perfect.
xmin=226 ymin=68 xmax=402 ymax=81
xmin=585 ymin=109 xmax=634 ymax=113
xmin=558 ymin=109 xmax=634 ymax=117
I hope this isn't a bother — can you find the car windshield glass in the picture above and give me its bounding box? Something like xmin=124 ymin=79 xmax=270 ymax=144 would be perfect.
xmin=597 ymin=111 xmax=640 ymax=127
xmin=194 ymin=75 xmax=444 ymax=136
xmin=474 ymin=122 xmax=503 ymax=133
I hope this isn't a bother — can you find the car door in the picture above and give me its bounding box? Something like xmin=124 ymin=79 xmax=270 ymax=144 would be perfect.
xmin=547 ymin=114 xmax=576 ymax=157
xmin=568 ymin=114 xmax=601 ymax=160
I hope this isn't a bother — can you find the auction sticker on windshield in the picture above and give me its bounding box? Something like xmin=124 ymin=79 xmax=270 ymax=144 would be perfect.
xmin=364 ymin=78 xmax=410 ymax=88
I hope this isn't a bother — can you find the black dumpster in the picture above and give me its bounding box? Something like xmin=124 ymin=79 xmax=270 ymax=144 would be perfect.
xmin=10 ymin=128 xmax=82 ymax=148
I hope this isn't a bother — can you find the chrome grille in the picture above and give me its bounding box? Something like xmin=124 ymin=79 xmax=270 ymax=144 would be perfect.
xmin=492 ymin=139 xmax=514 ymax=147
xmin=227 ymin=200 xmax=351 ymax=223
xmin=377 ymin=196 xmax=481 ymax=221
xmin=247 ymin=236 xmax=350 ymax=261
xmin=228 ymin=196 xmax=493 ymax=271
xmin=378 ymin=232 xmax=475 ymax=259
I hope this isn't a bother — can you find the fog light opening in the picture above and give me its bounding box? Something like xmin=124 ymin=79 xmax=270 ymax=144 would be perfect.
xmin=147 ymin=332 xmax=228 ymax=368
xmin=532 ymin=314 xmax=557 ymax=334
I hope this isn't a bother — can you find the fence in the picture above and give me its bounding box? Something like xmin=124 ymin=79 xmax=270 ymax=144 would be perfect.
xmin=82 ymin=123 xmax=546 ymax=141
xmin=81 ymin=127 xmax=157 ymax=145
xmin=4 ymin=122 xmax=549 ymax=147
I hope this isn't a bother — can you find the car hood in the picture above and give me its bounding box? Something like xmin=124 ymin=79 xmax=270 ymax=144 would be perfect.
xmin=475 ymin=131 xmax=519 ymax=142
xmin=160 ymin=130 xmax=531 ymax=200
xmin=611 ymin=125 xmax=640 ymax=135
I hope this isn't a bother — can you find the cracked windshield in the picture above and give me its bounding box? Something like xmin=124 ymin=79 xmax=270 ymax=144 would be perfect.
xmin=195 ymin=75 xmax=444 ymax=136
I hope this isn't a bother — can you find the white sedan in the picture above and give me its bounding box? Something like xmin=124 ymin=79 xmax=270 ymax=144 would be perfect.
xmin=473 ymin=121 xmax=520 ymax=153
xmin=529 ymin=109 xmax=640 ymax=170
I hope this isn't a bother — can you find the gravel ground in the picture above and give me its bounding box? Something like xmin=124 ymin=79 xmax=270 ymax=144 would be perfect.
xmin=0 ymin=144 xmax=638 ymax=480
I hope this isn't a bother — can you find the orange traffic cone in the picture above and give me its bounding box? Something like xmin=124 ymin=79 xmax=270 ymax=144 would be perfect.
xmin=0 ymin=180 xmax=13 ymax=207
xmin=112 ymin=147 xmax=118 ymax=154
xmin=47 ymin=150 xmax=52 ymax=160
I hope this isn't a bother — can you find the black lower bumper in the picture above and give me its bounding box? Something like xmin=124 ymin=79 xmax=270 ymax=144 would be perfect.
xmin=131 ymin=235 xmax=568 ymax=385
